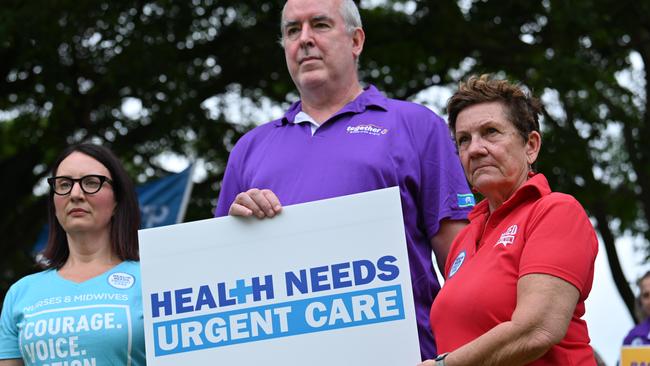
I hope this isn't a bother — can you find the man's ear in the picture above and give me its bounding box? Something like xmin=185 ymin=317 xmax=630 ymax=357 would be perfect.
xmin=351 ymin=27 xmax=365 ymax=59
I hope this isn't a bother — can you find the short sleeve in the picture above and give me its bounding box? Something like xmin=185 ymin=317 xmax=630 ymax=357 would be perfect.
xmin=418 ymin=113 xmax=473 ymax=238
xmin=214 ymin=144 xmax=245 ymax=217
xmin=0 ymin=283 xmax=22 ymax=359
xmin=519 ymin=194 xmax=598 ymax=299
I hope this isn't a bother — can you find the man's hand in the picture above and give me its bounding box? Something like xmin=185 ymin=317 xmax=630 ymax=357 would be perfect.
xmin=228 ymin=188 xmax=283 ymax=218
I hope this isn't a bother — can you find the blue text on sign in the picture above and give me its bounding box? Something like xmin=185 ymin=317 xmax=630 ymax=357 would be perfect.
xmin=152 ymin=285 xmax=404 ymax=356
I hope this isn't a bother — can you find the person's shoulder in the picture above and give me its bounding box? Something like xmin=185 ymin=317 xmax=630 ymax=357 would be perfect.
xmin=247 ymin=119 xmax=282 ymax=135
xmin=623 ymin=319 xmax=650 ymax=345
xmin=529 ymin=191 xmax=590 ymax=221
xmin=523 ymin=175 xmax=583 ymax=210
xmin=379 ymin=97 xmax=448 ymax=133
xmin=231 ymin=118 xmax=284 ymax=150
xmin=542 ymin=191 xmax=586 ymax=210
xmin=360 ymin=86 xmax=439 ymax=119
xmin=7 ymin=269 xmax=55 ymax=293
xmin=384 ymin=97 xmax=443 ymax=118
xmin=630 ymin=318 xmax=650 ymax=333
xmin=16 ymin=268 xmax=55 ymax=283
xmin=118 ymin=260 xmax=141 ymax=273
xmin=532 ymin=191 xmax=593 ymax=231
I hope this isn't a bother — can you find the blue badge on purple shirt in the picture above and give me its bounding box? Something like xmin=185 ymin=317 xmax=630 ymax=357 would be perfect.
xmin=457 ymin=193 xmax=475 ymax=208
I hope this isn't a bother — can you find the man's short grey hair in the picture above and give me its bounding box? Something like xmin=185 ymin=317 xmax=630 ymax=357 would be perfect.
xmin=279 ymin=0 xmax=363 ymax=47
xmin=339 ymin=0 xmax=363 ymax=34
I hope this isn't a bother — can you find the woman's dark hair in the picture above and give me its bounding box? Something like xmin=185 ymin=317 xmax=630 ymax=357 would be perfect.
xmin=43 ymin=143 xmax=140 ymax=268
xmin=447 ymin=74 xmax=542 ymax=143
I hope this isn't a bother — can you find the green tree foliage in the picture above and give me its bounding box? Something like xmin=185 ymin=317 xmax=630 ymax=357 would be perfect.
xmin=365 ymin=0 xmax=649 ymax=321
xmin=0 ymin=0 xmax=290 ymax=294
xmin=1 ymin=0 xmax=647 ymax=322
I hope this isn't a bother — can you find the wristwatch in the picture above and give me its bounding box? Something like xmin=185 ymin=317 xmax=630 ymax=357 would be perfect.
xmin=434 ymin=352 xmax=449 ymax=366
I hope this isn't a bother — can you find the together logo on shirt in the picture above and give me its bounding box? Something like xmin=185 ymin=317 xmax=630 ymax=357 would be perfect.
xmin=346 ymin=124 xmax=388 ymax=136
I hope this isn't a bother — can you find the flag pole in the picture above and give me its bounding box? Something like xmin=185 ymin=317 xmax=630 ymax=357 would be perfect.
xmin=176 ymin=161 xmax=196 ymax=223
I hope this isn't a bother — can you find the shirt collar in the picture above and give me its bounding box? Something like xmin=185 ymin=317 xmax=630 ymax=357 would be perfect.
xmin=275 ymin=84 xmax=389 ymax=127
xmin=468 ymin=173 xmax=552 ymax=220
xmin=293 ymin=111 xmax=320 ymax=135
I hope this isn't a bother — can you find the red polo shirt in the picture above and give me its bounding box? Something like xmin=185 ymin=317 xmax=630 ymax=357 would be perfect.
xmin=430 ymin=174 xmax=598 ymax=365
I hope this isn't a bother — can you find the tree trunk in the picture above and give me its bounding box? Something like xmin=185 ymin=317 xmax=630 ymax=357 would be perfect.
xmin=593 ymin=201 xmax=639 ymax=323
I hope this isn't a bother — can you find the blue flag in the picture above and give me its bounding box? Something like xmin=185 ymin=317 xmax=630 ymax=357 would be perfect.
xmin=137 ymin=164 xmax=195 ymax=229
xmin=33 ymin=164 xmax=195 ymax=253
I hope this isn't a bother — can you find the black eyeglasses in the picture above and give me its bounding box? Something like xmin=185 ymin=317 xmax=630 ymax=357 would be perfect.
xmin=47 ymin=175 xmax=113 ymax=195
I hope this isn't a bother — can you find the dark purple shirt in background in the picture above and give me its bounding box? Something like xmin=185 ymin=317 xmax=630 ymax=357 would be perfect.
xmin=623 ymin=318 xmax=650 ymax=346
xmin=215 ymin=85 xmax=473 ymax=359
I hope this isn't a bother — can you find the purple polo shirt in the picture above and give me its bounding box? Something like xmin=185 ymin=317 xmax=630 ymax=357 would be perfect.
xmin=623 ymin=318 xmax=650 ymax=346
xmin=215 ymin=85 xmax=473 ymax=359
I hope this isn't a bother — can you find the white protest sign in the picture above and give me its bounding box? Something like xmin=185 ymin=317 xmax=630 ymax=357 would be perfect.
xmin=138 ymin=186 xmax=420 ymax=365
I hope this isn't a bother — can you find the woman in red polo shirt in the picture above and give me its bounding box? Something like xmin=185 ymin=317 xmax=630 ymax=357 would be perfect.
xmin=420 ymin=75 xmax=598 ymax=366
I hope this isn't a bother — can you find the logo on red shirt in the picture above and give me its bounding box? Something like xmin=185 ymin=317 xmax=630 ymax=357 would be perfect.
xmin=495 ymin=224 xmax=518 ymax=248
xmin=448 ymin=250 xmax=466 ymax=278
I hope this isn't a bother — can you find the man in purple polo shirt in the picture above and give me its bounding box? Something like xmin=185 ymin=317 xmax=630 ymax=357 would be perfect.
xmin=214 ymin=0 xmax=473 ymax=359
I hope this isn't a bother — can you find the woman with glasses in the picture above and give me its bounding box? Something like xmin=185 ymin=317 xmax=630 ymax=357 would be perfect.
xmin=0 ymin=143 xmax=145 ymax=365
